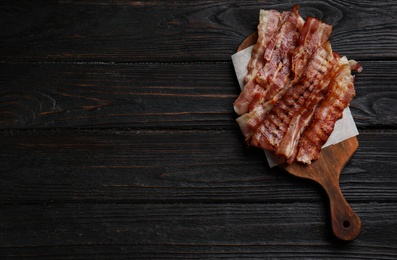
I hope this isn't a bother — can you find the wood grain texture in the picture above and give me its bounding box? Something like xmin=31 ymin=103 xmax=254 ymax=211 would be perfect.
xmin=1 ymin=61 xmax=396 ymax=129
xmin=1 ymin=129 xmax=395 ymax=204
xmin=1 ymin=0 xmax=397 ymax=257
xmin=1 ymin=0 xmax=396 ymax=62
xmin=1 ymin=202 xmax=396 ymax=259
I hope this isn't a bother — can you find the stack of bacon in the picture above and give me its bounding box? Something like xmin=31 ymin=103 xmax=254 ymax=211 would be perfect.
xmin=233 ymin=6 xmax=362 ymax=164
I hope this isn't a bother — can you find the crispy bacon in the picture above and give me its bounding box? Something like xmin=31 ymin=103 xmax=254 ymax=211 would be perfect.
xmin=249 ymin=41 xmax=335 ymax=152
xmin=277 ymin=42 xmax=337 ymax=162
xmin=233 ymin=10 xmax=282 ymax=115
xmin=244 ymin=10 xmax=282 ymax=84
xmin=296 ymin=56 xmax=356 ymax=164
xmin=233 ymin=6 xmax=361 ymax=164
xmin=233 ymin=6 xmax=304 ymax=116
xmin=291 ymin=16 xmax=332 ymax=83
xmin=237 ymin=15 xmax=333 ymax=147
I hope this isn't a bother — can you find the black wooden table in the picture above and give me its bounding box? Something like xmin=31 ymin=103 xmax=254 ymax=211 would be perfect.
xmin=1 ymin=1 xmax=396 ymax=258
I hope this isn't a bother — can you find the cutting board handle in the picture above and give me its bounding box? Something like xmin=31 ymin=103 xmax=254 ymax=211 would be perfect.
xmin=322 ymin=177 xmax=362 ymax=241
xmin=283 ymin=137 xmax=361 ymax=240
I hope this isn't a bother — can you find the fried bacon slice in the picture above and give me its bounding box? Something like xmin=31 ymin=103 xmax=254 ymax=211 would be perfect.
xmin=291 ymin=16 xmax=333 ymax=83
xmin=233 ymin=10 xmax=282 ymax=116
xmin=296 ymin=56 xmax=357 ymax=164
xmin=233 ymin=6 xmax=304 ymax=116
xmin=234 ymin=6 xmax=361 ymax=165
xmin=243 ymin=9 xmax=282 ymax=84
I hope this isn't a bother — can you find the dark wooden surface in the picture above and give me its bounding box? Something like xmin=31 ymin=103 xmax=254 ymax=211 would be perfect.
xmin=1 ymin=0 xmax=396 ymax=258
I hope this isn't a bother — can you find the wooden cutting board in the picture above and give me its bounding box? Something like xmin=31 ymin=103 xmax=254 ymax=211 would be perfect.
xmin=237 ymin=33 xmax=361 ymax=241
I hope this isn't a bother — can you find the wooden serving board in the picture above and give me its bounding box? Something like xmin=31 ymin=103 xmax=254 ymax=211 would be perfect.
xmin=237 ymin=33 xmax=361 ymax=241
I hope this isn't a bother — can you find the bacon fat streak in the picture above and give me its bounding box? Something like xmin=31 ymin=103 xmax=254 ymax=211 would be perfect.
xmin=233 ymin=6 xmax=362 ymax=164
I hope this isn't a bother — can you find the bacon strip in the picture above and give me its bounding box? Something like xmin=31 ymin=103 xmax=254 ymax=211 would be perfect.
xmin=244 ymin=10 xmax=282 ymax=84
xmin=252 ymin=7 xmax=304 ymax=111
xmin=233 ymin=10 xmax=282 ymax=115
xmin=233 ymin=6 xmax=304 ymax=116
xmin=291 ymin=16 xmax=332 ymax=83
xmin=296 ymin=56 xmax=356 ymax=164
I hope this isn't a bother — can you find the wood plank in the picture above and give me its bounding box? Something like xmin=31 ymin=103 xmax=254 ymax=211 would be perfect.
xmin=1 ymin=129 xmax=396 ymax=203
xmin=0 ymin=62 xmax=237 ymax=129
xmin=0 ymin=202 xmax=396 ymax=258
xmin=1 ymin=0 xmax=396 ymax=62
xmin=350 ymin=61 xmax=397 ymax=128
xmin=1 ymin=61 xmax=396 ymax=129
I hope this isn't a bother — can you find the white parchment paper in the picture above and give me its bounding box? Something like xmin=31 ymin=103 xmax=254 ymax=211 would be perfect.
xmin=232 ymin=46 xmax=359 ymax=167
